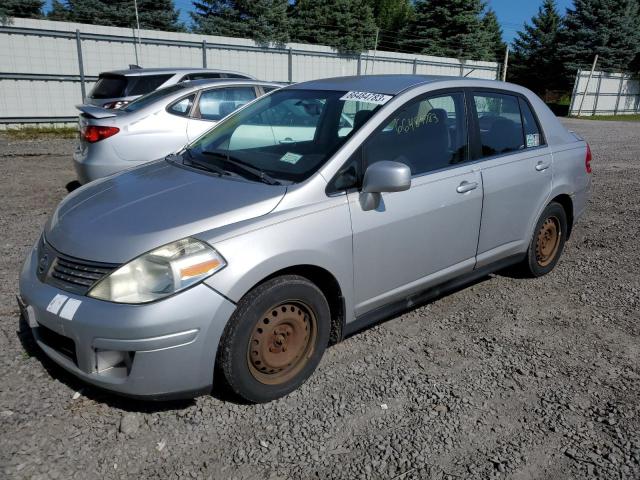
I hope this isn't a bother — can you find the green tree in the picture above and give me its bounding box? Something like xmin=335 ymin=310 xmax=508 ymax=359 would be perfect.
xmin=509 ymin=0 xmax=563 ymax=94
xmin=0 ymin=0 xmax=43 ymax=19
xmin=191 ymin=0 xmax=289 ymax=46
xmin=558 ymin=0 xmax=640 ymax=83
xmin=365 ymin=0 xmax=414 ymax=52
xmin=482 ymin=8 xmax=506 ymax=63
xmin=48 ymin=0 xmax=184 ymax=31
xmin=290 ymin=0 xmax=378 ymax=54
xmin=401 ymin=0 xmax=493 ymax=60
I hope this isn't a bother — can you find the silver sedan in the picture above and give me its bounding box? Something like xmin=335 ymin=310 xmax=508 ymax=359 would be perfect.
xmin=20 ymin=75 xmax=591 ymax=402
xmin=73 ymin=79 xmax=281 ymax=183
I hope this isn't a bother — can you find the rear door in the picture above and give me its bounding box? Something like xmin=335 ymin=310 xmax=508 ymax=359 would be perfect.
xmin=187 ymin=86 xmax=258 ymax=141
xmin=347 ymin=90 xmax=483 ymax=315
xmin=470 ymin=90 xmax=552 ymax=267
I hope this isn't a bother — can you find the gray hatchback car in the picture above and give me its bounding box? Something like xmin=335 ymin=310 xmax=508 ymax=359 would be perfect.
xmin=19 ymin=75 xmax=591 ymax=403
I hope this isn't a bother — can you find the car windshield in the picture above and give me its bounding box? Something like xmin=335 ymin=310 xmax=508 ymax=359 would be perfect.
xmin=184 ymin=89 xmax=385 ymax=183
xmin=122 ymin=84 xmax=189 ymax=112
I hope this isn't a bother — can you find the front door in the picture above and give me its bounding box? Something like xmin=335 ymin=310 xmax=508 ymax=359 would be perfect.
xmin=348 ymin=91 xmax=483 ymax=316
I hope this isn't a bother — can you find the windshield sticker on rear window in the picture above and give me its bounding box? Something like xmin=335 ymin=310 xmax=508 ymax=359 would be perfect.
xmin=280 ymin=152 xmax=303 ymax=164
xmin=526 ymin=133 xmax=541 ymax=148
xmin=340 ymin=91 xmax=393 ymax=105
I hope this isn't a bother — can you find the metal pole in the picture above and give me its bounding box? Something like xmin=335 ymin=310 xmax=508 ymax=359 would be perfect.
xmin=369 ymin=28 xmax=379 ymax=74
xmin=202 ymin=40 xmax=207 ymax=68
xmin=131 ymin=27 xmax=139 ymax=65
xmin=501 ymin=46 xmax=509 ymax=82
xmin=133 ymin=0 xmax=142 ymax=64
xmin=288 ymin=48 xmax=293 ymax=83
xmin=577 ymin=54 xmax=598 ymax=117
xmin=412 ymin=58 xmax=417 ymax=74
xmin=75 ymin=29 xmax=86 ymax=102
xmin=357 ymin=53 xmax=362 ymax=75
xmin=568 ymin=69 xmax=580 ymax=115
xmin=614 ymin=74 xmax=624 ymax=115
xmin=592 ymin=72 xmax=602 ymax=116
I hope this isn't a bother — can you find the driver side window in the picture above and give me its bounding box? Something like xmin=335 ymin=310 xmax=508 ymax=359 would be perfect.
xmin=363 ymin=92 xmax=467 ymax=177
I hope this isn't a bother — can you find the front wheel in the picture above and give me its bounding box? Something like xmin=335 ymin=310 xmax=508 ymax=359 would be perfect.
xmin=217 ymin=275 xmax=330 ymax=403
xmin=519 ymin=202 xmax=568 ymax=277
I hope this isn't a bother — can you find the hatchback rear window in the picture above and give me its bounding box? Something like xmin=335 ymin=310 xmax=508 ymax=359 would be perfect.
xmin=89 ymin=74 xmax=173 ymax=99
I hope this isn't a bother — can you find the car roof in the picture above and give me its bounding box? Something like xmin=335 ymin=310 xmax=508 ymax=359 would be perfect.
xmin=183 ymin=79 xmax=284 ymax=89
xmin=287 ymin=74 xmax=504 ymax=95
xmin=100 ymin=67 xmax=252 ymax=77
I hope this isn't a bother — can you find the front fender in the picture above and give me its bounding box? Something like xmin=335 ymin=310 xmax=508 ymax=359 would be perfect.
xmin=202 ymin=199 xmax=355 ymax=324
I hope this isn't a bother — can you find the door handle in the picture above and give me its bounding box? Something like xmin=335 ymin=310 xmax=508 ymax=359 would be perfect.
xmin=535 ymin=161 xmax=551 ymax=172
xmin=456 ymin=181 xmax=478 ymax=193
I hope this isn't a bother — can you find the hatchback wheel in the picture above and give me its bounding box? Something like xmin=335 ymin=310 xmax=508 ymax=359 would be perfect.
xmin=520 ymin=202 xmax=568 ymax=277
xmin=218 ymin=275 xmax=330 ymax=403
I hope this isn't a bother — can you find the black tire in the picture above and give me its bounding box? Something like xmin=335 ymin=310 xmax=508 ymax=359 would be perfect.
xmin=217 ymin=275 xmax=330 ymax=403
xmin=519 ymin=202 xmax=568 ymax=277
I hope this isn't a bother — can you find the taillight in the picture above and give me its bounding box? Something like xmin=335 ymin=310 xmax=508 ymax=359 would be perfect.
xmin=82 ymin=125 xmax=120 ymax=143
xmin=585 ymin=143 xmax=592 ymax=174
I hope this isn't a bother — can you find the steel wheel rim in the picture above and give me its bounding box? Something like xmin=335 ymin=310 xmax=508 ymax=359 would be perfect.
xmin=535 ymin=216 xmax=561 ymax=267
xmin=247 ymin=301 xmax=317 ymax=385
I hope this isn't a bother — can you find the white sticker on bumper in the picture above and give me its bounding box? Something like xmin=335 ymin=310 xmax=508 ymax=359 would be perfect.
xmin=46 ymin=294 xmax=68 ymax=315
xmin=59 ymin=298 xmax=82 ymax=321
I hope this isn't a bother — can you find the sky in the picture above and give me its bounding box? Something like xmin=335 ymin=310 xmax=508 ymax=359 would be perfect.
xmin=44 ymin=0 xmax=576 ymax=44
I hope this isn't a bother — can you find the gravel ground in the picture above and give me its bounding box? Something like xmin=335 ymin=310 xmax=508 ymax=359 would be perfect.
xmin=0 ymin=119 xmax=638 ymax=480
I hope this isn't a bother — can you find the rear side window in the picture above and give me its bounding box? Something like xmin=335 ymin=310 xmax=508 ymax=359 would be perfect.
xmin=167 ymin=94 xmax=196 ymax=117
xmin=181 ymin=73 xmax=222 ymax=81
xmin=474 ymin=93 xmax=525 ymax=157
xmin=127 ymin=74 xmax=173 ymax=96
xmin=224 ymin=73 xmax=251 ymax=79
xmin=363 ymin=92 xmax=468 ymax=176
xmin=519 ymin=98 xmax=544 ymax=148
xmin=197 ymin=87 xmax=256 ymax=121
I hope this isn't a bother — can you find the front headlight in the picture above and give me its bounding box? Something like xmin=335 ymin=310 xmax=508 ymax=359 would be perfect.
xmin=88 ymin=238 xmax=226 ymax=304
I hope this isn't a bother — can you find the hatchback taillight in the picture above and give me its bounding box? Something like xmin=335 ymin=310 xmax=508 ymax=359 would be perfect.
xmin=82 ymin=125 xmax=120 ymax=143
xmin=585 ymin=143 xmax=592 ymax=174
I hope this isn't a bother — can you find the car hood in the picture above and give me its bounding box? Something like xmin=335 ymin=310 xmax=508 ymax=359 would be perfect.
xmin=45 ymin=161 xmax=287 ymax=263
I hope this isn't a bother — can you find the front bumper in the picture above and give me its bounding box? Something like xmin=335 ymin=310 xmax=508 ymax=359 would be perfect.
xmin=19 ymin=245 xmax=236 ymax=399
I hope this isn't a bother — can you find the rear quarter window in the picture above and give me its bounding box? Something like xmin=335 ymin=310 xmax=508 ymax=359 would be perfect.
xmin=126 ymin=74 xmax=173 ymax=96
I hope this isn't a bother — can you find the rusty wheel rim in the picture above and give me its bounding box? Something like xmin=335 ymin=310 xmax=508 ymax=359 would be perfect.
xmin=247 ymin=302 xmax=317 ymax=385
xmin=535 ymin=216 xmax=561 ymax=267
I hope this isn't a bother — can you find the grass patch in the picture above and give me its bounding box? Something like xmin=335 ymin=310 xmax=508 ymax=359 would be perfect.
xmin=569 ymin=114 xmax=640 ymax=122
xmin=3 ymin=126 xmax=78 ymax=140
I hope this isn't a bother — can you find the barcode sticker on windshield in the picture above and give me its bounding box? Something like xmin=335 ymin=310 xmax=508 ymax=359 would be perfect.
xmin=280 ymin=152 xmax=302 ymax=164
xmin=340 ymin=91 xmax=393 ymax=105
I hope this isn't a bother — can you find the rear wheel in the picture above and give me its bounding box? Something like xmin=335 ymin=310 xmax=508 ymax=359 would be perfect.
xmin=519 ymin=202 xmax=568 ymax=277
xmin=218 ymin=275 xmax=330 ymax=403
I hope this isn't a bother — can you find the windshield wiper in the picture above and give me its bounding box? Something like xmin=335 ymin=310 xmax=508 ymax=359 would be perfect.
xmin=183 ymin=150 xmax=228 ymax=176
xmin=201 ymin=150 xmax=281 ymax=186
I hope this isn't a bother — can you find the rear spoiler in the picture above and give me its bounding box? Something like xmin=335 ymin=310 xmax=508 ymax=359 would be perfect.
xmin=75 ymin=104 xmax=120 ymax=119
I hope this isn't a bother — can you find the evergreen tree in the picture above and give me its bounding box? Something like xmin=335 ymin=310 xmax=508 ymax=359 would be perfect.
xmin=365 ymin=0 xmax=414 ymax=51
xmin=509 ymin=0 xmax=563 ymax=94
xmin=558 ymin=0 xmax=640 ymax=82
xmin=0 ymin=0 xmax=43 ymax=19
xmin=482 ymin=8 xmax=506 ymax=63
xmin=48 ymin=0 xmax=184 ymax=32
xmin=290 ymin=0 xmax=378 ymax=54
xmin=401 ymin=0 xmax=493 ymax=61
xmin=191 ymin=0 xmax=289 ymax=46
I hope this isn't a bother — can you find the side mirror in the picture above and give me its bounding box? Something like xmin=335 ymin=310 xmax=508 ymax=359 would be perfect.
xmin=360 ymin=161 xmax=411 ymax=211
xmin=362 ymin=161 xmax=411 ymax=193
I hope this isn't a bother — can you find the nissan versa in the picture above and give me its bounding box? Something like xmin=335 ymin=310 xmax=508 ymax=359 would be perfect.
xmin=18 ymin=75 xmax=591 ymax=403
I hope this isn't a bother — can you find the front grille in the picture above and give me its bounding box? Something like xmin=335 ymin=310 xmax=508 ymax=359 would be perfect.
xmin=36 ymin=324 xmax=78 ymax=365
xmin=38 ymin=238 xmax=119 ymax=295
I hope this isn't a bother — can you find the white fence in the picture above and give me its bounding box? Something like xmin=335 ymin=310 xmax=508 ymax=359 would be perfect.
xmin=569 ymin=69 xmax=640 ymax=116
xmin=0 ymin=17 xmax=500 ymax=127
